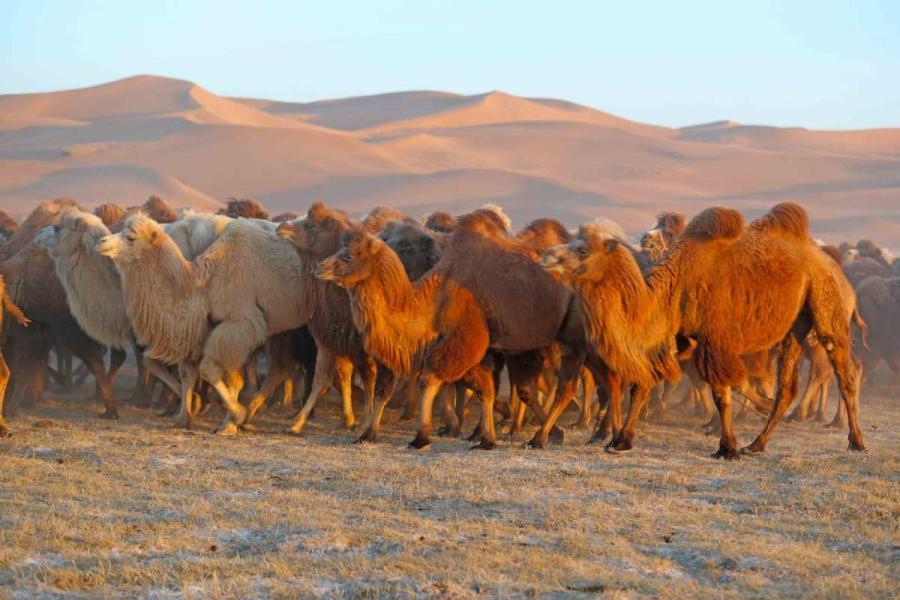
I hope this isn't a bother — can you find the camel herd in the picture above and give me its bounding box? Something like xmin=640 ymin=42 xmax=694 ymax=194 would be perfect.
xmin=0 ymin=195 xmax=897 ymax=459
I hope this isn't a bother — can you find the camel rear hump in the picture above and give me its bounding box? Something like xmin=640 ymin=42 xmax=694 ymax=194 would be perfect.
xmin=683 ymin=207 xmax=744 ymax=241
xmin=750 ymin=202 xmax=810 ymax=239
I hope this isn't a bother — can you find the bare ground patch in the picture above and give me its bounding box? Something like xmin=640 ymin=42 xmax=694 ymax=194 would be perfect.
xmin=0 ymin=378 xmax=897 ymax=598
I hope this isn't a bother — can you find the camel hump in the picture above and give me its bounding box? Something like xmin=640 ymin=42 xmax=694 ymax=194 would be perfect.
xmin=683 ymin=206 xmax=744 ymax=241
xmin=655 ymin=212 xmax=687 ymax=235
xmin=751 ymin=202 xmax=809 ymax=238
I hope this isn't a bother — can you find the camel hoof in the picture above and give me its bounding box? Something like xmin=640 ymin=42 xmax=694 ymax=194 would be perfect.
xmin=408 ymin=434 xmax=431 ymax=450
xmin=343 ymin=420 xmax=358 ymax=431
xmin=470 ymin=440 xmax=496 ymax=451
xmin=465 ymin=429 xmax=483 ymax=443
xmin=435 ymin=426 xmax=460 ymax=438
xmin=173 ymin=418 xmax=191 ymax=431
xmin=354 ymin=428 xmax=378 ymax=444
xmin=711 ymin=447 xmax=740 ymax=460
xmin=605 ymin=439 xmax=632 ymax=454
xmin=848 ymin=440 xmax=867 ymax=453
xmin=0 ymin=424 xmax=9 ymax=438
xmin=526 ymin=436 xmax=547 ymax=450
xmin=549 ymin=426 xmax=566 ymax=445
xmin=98 ymin=410 xmax=119 ymax=421
xmin=740 ymin=442 xmax=765 ymax=455
xmin=216 ymin=422 xmax=240 ymax=436
xmin=232 ymin=407 xmax=248 ymax=427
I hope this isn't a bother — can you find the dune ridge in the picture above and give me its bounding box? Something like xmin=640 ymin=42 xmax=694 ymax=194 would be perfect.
xmin=0 ymin=75 xmax=896 ymax=246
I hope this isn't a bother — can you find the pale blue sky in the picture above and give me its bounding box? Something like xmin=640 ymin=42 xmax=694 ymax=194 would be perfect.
xmin=2 ymin=0 xmax=898 ymax=129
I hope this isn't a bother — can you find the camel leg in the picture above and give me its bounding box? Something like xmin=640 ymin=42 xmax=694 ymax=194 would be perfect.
xmin=245 ymin=362 xmax=297 ymax=424
xmin=468 ymin=365 xmax=497 ymax=450
xmin=144 ymin=357 xmax=181 ymax=397
xmin=79 ymin=350 xmax=118 ymax=420
xmin=334 ymin=355 xmax=357 ymax=429
xmin=0 ymin=353 xmax=11 ymax=438
xmin=408 ymin=372 xmax=442 ymax=449
xmin=827 ymin=344 xmax=865 ymax=450
xmin=287 ymin=349 xmax=336 ymax=435
xmin=355 ymin=369 xmax=396 ymax=443
xmin=526 ymin=374 xmax=577 ymax=449
xmin=736 ymin=380 xmax=773 ymax=417
xmin=213 ymin=370 xmax=246 ymax=435
xmin=814 ymin=376 xmax=829 ymax=422
xmin=576 ymin=369 xmax=596 ymax=429
xmin=743 ymin=335 xmax=803 ymax=454
xmin=399 ymin=376 xmax=418 ymax=422
xmin=172 ymin=362 xmax=199 ymax=429
xmin=606 ymin=384 xmax=651 ymax=453
xmin=437 ymin=385 xmax=461 ymax=437
xmin=709 ymin=385 xmax=739 ymax=460
xmin=787 ymin=362 xmax=817 ymax=422
xmin=590 ymin=370 xmax=622 ymax=444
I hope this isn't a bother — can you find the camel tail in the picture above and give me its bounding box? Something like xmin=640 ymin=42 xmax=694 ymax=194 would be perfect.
xmin=852 ymin=307 xmax=869 ymax=350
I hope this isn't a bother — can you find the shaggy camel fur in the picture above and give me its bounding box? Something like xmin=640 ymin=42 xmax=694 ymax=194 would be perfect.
xmin=0 ymin=274 xmax=31 ymax=437
xmin=423 ymin=211 xmax=457 ymax=233
xmin=93 ymin=203 xmax=127 ymax=229
xmin=35 ymin=210 xmax=179 ymax=405
xmin=855 ymin=275 xmax=900 ymax=378
xmin=2 ymin=242 xmax=123 ymax=420
xmin=843 ymin=258 xmax=893 ymax=288
xmin=97 ymin=214 xmax=308 ymax=432
xmin=319 ymin=208 xmax=589 ymax=450
xmin=544 ymin=203 xmax=866 ymax=459
xmin=0 ymin=199 xmax=80 ymax=262
xmin=219 ymin=198 xmax=270 ymax=220
xmin=640 ymin=212 xmax=686 ymax=263
xmin=109 ymin=196 xmax=178 ymax=233
xmin=272 ymin=212 xmax=301 ymax=223
xmin=274 ymin=202 xmax=383 ymax=437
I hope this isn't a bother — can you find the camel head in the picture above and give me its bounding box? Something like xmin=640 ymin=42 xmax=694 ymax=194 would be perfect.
xmin=640 ymin=212 xmax=685 ymax=262
xmin=277 ymin=201 xmax=348 ymax=258
xmin=456 ymin=206 xmax=511 ymax=239
xmin=36 ymin=209 xmax=110 ymax=260
xmin=316 ymin=228 xmax=384 ymax=287
xmin=423 ymin=210 xmax=456 ymax=233
xmin=96 ymin=213 xmax=166 ymax=264
xmin=542 ymin=222 xmax=631 ymax=283
xmin=219 ymin=197 xmax=270 ymax=220
xmin=379 ymin=220 xmax=441 ymax=280
xmin=360 ymin=206 xmax=408 ymax=233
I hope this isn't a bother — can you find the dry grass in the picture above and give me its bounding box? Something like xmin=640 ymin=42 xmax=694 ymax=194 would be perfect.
xmin=0 ymin=371 xmax=897 ymax=599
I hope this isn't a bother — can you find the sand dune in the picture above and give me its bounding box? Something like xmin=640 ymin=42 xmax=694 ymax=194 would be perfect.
xmin=0 ymin=75 xmax=897 ymax=247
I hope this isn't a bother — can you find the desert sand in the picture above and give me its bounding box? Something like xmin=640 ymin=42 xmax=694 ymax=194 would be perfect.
xmin=0 ymin=75 xmax=897 ymax=246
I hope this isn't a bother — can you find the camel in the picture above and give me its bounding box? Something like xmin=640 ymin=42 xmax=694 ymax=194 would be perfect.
xmin=93 ymin=203 xmax=128 ymax=229
xmin=97 ymin=214 xmax=309 ymax=433
xmin=272 ymin=212 xmax=301 ymax=223
xmin=855 ymin=275 xmax=900 ymax=379
xmin=423 ymin=210 xmax=457 ymax=233
xmin=318 ymin=207 xmax=595 ymax=450
xmin=35 ymin=210 xmax=184 ymax=407
xmin=109 ymin=196 xmax=179 ymax=233
xmin=639 ymin=212 xmax=686 ymax=262
xmin=843 ymin=258 xmax=892 ymax=288
xmin=218 ymin=198 xmax=270 ymax=220
xmin=543 ymin=203 xmax=866 ymax=459
xmin=0 ymin=274 xmax=31 ymax=437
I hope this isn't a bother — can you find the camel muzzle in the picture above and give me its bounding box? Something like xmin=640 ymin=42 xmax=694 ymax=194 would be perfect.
xmin=275 ymin=223 xmax=295 ymax=239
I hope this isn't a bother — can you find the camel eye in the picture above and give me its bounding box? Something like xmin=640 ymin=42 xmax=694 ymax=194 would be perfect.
xmin=126 ymin=234 xmax=136 ymax=243
xmin=53 ymin=225 xmax=60 ymax=233
xmin=304 ymin=221 xmax=314 ymax=230
xmin=577 ymin=246 xmax=589 ymax=257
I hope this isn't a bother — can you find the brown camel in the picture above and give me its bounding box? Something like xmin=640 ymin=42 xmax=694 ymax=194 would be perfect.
xmin=319 ymin=207 xmax=599 ymax=450
xmin=218 ymin=198 xmax=270 ymax=220
xmin=423 ymin=210 xmax=457 ymax=233
xmin=639 ymin=212 xmax=686 ymax=262
xmin=274 ymin=202 xmax=384 ymax=437
xmin=93 ymin=203 xmax=128 ymax=229
xmin=543 ymin=203 xmax=865 ymax=459
xmin=843 ymin=258 xmax=892 ymax=288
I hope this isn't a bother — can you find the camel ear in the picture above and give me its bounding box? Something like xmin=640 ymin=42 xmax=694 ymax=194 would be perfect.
xmin=362 ymin=234 xmax=379 ymax=256
xmin=604 ymin=239 xmax=619 ymax=254
xmin=149 ymin=229 xmax=158 ymax=242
